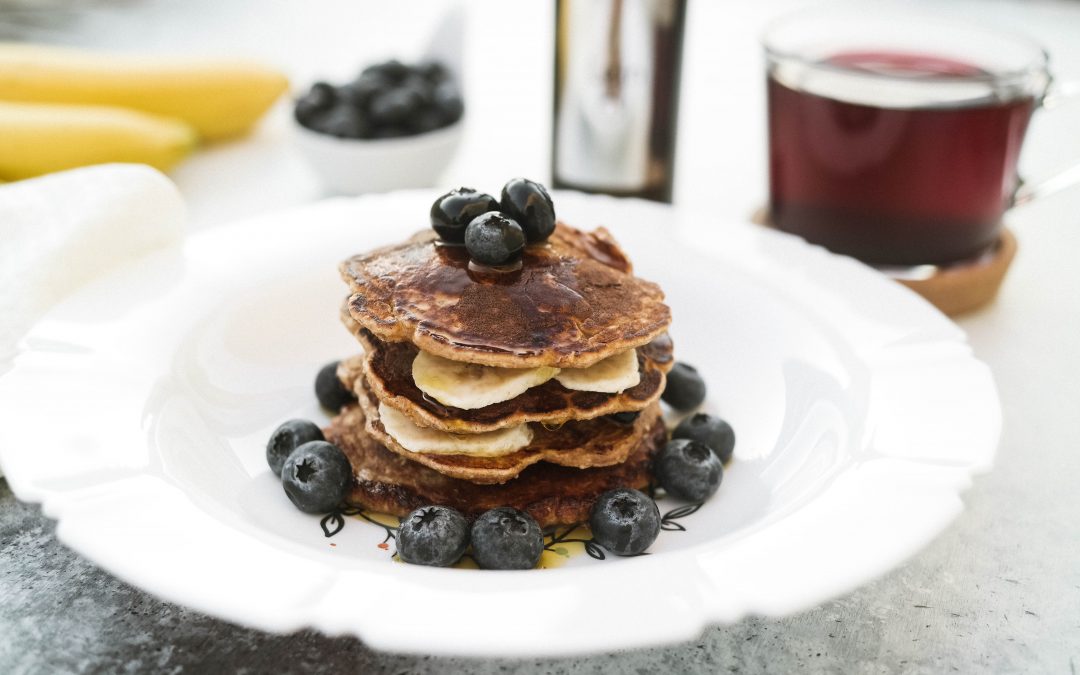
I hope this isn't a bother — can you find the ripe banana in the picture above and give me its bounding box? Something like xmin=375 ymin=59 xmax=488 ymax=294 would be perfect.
xmin=378 ymin=403 xmax=533 ymax=456
xmin=0 ymin=101 xmax=196 ymax=181
xmin=412 ymin=346 xmax=642 ymax=409
xmin=412 ymin=350 xmax=560 ymax=410
xmin=0 ymin=43 xmax=288 ymax=141
xmin=555 ymin=348 xmax=641 ymax=393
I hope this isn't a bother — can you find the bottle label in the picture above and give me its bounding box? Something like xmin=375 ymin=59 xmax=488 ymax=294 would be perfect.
xmin=555 ymin=0 xmax=656 ymax=191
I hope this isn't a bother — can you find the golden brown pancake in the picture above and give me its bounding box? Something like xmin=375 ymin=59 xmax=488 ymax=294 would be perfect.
xmin=349 ymin=323 xmax=673 ymax=433
xmin=345 ymin=361 xmax=664 ymax=484
xmin=340 ymin=223 xmax=671 ymax=369
xmin=326 ymin=404 xmax=664 ymax=527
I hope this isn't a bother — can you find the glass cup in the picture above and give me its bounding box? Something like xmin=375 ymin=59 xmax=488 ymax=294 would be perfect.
xmin=763 ymin=7 xmax=1080 ymax=267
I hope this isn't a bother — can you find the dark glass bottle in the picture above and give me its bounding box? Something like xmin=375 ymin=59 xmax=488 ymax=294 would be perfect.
xmin=553 ymin=0 xmax=686 ymax=203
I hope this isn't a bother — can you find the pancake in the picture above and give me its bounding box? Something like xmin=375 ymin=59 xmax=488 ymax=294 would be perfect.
xmin=326 ymin=403 xmax=664 ymax=527
xmin=346 ymin=361 xmax=664 ymax=484
xmin=350 ymin=322 xmax=674 ymax=433
xmin=340 ymin=223 xmax=672 ymax=369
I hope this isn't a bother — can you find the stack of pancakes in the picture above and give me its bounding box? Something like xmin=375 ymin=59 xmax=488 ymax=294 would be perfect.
xmin=325 ymin=223 xmax=674 ymax=527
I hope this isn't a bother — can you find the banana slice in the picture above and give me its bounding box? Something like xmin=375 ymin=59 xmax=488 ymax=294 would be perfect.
xmin=412 ymin=350 xmax=560 ymax=410
xmin=378 ymin=403 xmax=533 ymax=456
xmin=555 ymin=348 xmax=640 ymax=393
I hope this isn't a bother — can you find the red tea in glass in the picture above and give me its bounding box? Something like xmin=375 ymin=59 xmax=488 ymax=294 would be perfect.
xmin=763 ymin=11 xmax=1062 ymax=267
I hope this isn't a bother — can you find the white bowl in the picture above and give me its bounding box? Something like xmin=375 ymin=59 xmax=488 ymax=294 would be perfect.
xmin=292 ymin=117 xmax=463 ymax=195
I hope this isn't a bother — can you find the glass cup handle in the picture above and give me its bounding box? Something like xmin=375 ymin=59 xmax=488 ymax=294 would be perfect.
xmin=1012 ymin=79 xmax=1080 ymax=207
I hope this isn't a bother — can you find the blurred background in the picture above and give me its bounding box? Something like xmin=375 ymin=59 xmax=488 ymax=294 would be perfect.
xmin=2 ymin=0 xmax=1076 ymax=231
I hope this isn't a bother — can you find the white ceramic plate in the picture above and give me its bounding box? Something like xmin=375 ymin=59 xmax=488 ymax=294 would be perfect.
xmin=0 ymin=191 xmax=999 ymax=657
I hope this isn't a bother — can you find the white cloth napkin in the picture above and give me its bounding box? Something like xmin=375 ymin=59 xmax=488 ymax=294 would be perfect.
xmin=0 ymin=164 xmax=187 ymax=477
xmin=0 ymin=163 xmax=186 ymax=363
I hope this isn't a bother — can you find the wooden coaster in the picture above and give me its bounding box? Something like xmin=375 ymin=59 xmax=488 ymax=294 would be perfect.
xmin=891 ymin=227 xmax=1016 ymax=316
xmin=750 ymin=208 xmax=1017 ymax=317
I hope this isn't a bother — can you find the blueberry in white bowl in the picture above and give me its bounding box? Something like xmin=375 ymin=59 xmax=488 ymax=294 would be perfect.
xmin=293 ymin=81 xmax=336 ymax=128
xmin=292 ymin=58 xmax=465 ymax=194
xmin=367 ymin=86 xmax=425 ymax=130
xmin=431 ymin=80 xmax=464 ymax=125
xmin=295 ymin=59 xmax=462 ymax=140
xmin=359 ymin=58 xmax=410 ymax=83
xmin=313 ymin=104 xmax=369 ymax=140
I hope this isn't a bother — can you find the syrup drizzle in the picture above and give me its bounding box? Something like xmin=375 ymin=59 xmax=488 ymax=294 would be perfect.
xmin=347 ymin=226 xmax=666 ymax=362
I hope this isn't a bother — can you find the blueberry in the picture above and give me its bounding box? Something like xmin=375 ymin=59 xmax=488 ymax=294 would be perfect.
xmin=397 ymin=505 xmax=469 ymax=567
xmin=361 ymin=59 xmax=409 ymax=83
xmin=311 ymin=103 xmax=369 ymax=139
xmin=294 ymin=81 xmax=336 ymax=125
xmin=500 ymin=178 xmax=556 ymax=244
xmin=610 ymin=411 xmax=641 ymax=425
xmin=315 ymin=361 xmax=357 ymax=411
xmin=416 ymin=60 xmax=449 ymax=83
xmin=369 ymin=125 xmax=410 ymax=139
xmin=655 ymin=439 xmax=723 ymax=502
xmin=407 ymin=107 xmax=446 ymax=134
xmin=293 ymin=100 xmax=320 ymax=127
xmin=432 ymin=81 xmax=464 ymax=124
xmin=588 ymin=488 xmax=660 ymax=556
xmin=266 ymin=419 xmax=324 ymax=477
xmin=293 ymin=100 xmax=317 ymax=126
xmin=672 ymin=413 xmax=735 ymax=464
xmin=470 ymin=507 xmax=544 ymax=570
xmin=307 ymin=81 xmax=337 ymax=107
xmin=464 ymin=211 xmax=526 ymax=266
xmin=338 ymin=76 xmax=389 ymax=110
xmin=400 ymin=74 xmax=436 ymax=106
xmin=661 ymin=362 xmax=707 ymax=411
xmin=430 ymin=188 xmax=499 ymax=243
xmin=280 ymin=441 xmax=351 ymax=514
xmin=368 ymin=87 xmax=424 ymax=126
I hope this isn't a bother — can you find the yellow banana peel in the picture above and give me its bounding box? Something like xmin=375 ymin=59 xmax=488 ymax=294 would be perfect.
xmin=0 ymin=43 xmax=289 ymax=141
xmin=0 ymin=101 xmax=197 ymax=181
